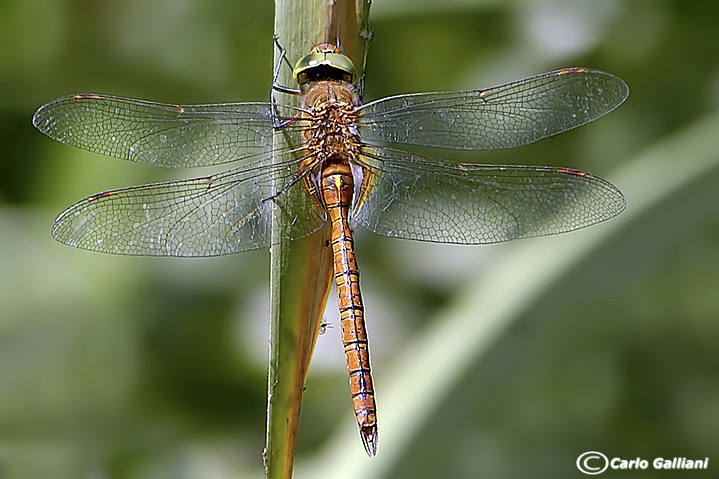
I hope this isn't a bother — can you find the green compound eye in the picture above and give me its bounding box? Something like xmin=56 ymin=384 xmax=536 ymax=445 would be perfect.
xmin=293 ymin=50 xmax=357 ymax=86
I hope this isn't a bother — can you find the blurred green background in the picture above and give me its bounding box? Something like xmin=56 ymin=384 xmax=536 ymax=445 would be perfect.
xmin=2 ymin=0 xmax=719 ymax=478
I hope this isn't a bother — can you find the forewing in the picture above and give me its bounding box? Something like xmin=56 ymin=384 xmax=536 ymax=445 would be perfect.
xmin=358 ymin=68 xmax=629 ymax=151
xmin=33 ymin=94 xmax=278 ymax=167
xmin=353 ymin=147 xmax=625 ymax=244
xmin=51 ymin=154 xmax=327 ymax=257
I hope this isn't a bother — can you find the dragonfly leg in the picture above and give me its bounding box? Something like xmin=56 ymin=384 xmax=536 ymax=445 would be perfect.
xmin=271 ymin=36 xmax=302 ymax=128
xmin=272 ymin=35 xmax=295 ymax=72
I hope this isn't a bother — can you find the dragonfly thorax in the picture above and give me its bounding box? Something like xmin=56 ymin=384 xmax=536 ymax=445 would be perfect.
xmin=302 ymin=79 xmax=358 ymax=109
xmin=299 ymin=80 xmax=366 ymax=209
xmin=301 ymin=81 xmax=361 ymax=159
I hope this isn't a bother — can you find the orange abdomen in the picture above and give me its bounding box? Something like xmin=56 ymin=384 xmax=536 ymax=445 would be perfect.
xmin=321 ymin=160 xmax=378 ymax=456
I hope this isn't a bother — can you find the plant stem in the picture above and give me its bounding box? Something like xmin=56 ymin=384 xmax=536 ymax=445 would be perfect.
xmin=265 ymin=1 xmax=371 ymax=478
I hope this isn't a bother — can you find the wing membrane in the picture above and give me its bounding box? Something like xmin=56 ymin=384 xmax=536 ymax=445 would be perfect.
xmin=33 ymin=94 xmax=280 ymax=167
xmin=51 ymin=153 xmax=326 ymax=257
xmin=353 ymin=147 xmax=625 ymax=244
xmin=358 ymin=68 xmax=629 ymax=151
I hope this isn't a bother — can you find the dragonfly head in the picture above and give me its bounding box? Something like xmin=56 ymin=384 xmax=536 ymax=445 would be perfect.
xmin=293 ymin=43 xmax=357 ymax=86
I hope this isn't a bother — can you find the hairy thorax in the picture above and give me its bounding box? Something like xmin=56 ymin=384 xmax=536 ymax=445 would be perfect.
xmin=301 ymin=80 xmax=361 ymax=166
xmin=298 ymin=80 xmax=370 ymax=207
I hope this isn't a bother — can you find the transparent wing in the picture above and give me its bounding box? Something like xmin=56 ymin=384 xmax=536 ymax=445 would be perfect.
xmin=352 ymin=147 xmax=625 ymax=244
xmin=358 ymin=68 xmax=629 ymax=151
xmin=33 ymin=94 xmax=281 ymax=167
xmin=51 ymin=153 xmax=326 ymax=257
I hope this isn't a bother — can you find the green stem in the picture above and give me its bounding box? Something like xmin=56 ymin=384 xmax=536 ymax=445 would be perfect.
xmin=265 ymin=2 xmax=371 ymax=478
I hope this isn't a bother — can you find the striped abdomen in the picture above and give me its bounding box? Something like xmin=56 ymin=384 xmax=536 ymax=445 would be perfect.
xmin=320 ymin=158 xmax=378 ymax=456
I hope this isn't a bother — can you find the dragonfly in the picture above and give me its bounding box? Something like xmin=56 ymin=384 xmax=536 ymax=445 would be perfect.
xmin=33 ymin=43 xmax=629 ymax=456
